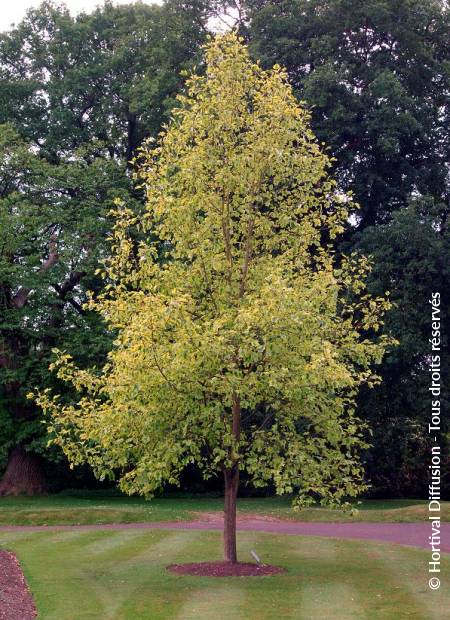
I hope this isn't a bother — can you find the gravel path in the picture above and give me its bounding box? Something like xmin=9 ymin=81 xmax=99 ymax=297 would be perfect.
xmin=0 ymin=550 xmax=36 ymax=620
xmin=1 ymin=515 xmax=448 ymax=553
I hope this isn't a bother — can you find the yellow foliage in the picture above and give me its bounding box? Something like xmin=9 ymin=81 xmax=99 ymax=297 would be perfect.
xmin=36 ymin=34 xmax=393 ymax=505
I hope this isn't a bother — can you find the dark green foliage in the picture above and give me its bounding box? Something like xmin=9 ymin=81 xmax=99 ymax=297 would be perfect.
xmin=355 ymin=200 xmax=449 ymax=496
xmin=0 ymin=1 xmax=206 ymax=483
xmin=245 ymin=0 xmax=449 ymax=227
xmin=244 ymin=0 xmax=450 ymax=495
xmin=0 ymin=0 xmax=208 ymax=163
xmin=0 ymin=122 xmax=133 ymax=465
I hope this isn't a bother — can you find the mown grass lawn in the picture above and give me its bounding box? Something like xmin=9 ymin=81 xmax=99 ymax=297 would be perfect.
xmin=0 ymin=493 xmax=448 ymax=525
xmin=1 ymin=528 xmax=448 ymax=619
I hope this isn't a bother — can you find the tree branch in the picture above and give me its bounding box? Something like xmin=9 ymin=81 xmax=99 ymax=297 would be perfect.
xmin=11 ymin=234 xmax=59 ymax=309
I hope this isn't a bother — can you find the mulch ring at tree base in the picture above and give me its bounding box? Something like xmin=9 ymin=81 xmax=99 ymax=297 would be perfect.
xmin=0 ymin=550 xmax=36 ymax=620
xmin=167 ymin=561 xmax=286 ymax=577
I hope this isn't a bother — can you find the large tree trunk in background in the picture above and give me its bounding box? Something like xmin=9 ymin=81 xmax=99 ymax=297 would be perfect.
xmin=0 ymin=238 xmax=60 ymax=497
xmin=223 ymin=465 xmax=239 ymax=563
xmin=0 ymin=446 xmax=46 ymax=496
xmin=1 ymin=250 xmax=84 ymax=497
xmin=0 ymin=377 xmax=47 ymax=496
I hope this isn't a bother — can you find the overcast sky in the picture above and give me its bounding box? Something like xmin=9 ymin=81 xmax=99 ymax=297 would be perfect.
xmin=0 ymin=1 xmax=161 ymax=32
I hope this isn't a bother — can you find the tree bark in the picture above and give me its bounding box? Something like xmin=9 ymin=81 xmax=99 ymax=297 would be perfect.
xmin=0 ymin=446 xmax=46 ymax=496
xmin=223 ymin=391 xmax=241 ymax=563
xmin=126 ymin=111 xmax=138 ymax=168
xmin=1 ymin=236 xmax=84 ymax=496
xmin=223 ymin=464 xmax=239 ymax=563
xmin=11 ymin=233 xmax=59 ymax=309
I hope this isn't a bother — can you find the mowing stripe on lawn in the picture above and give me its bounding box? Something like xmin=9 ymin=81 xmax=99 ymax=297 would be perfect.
xmin=0 ymin=530 xmax=47 ymax=546
xmin=336 ymin=539 xmax=429 ymax=620
xmin=92 ymin=530 xmax=204 ymax=620
xmin=35 ymin=529 xmax=103 ymax=545
xmin=173 ymin=532 xmax=274 ymax=620
xmin=234 ymin=532 xmax=298 ymax=620
xmin=277 ymin=536 xmax=366 ymax=620
xmin=116 ymin=530 xmax=226 ymax=620
xmin=367 ymin=543 xmax=450 ymax=620
xmin=276 ymin=535 xmax=425 ymax=620
xmin=175 ymin=584 xmax=247 ymax=620
xmin=18 ymin=530 xmax=203 ymax=619
xmin=300 ymin=582 xmax=367 ymax=620
xmin=82 ymin=530 xmax=147 ymax=558
xmin=1 ymin=530 xmax=447 ymax=620
xmin=234 ymin=531 xmax=287 ymax=565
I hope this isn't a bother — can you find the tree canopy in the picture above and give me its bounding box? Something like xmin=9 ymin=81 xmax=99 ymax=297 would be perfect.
xmin=1 ymin=0 xmax=446 ymax=500
xmin=37 ymin=34 xmax=392 ymax=561
xmin=0 ymin=0 xmax=208 ymax=163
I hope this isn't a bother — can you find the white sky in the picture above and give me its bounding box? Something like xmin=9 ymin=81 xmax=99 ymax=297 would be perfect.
xmin=0 ymin=1 xmax=161 ymax=32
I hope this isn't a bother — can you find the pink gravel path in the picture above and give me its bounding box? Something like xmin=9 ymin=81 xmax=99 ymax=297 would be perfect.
xmin=0 ymin=550 xmax=36 ymax=619
xmin=1 ymin=517 xmax=448 ymax=553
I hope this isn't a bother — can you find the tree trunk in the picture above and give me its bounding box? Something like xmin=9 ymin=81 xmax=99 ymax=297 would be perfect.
xmin=223 ymin=465 xmax=239 ymax=563
xmin=0 ymin=446 xmax=46 ymax=496
xmin=223 ymin=391 xmax=241 ymax=563
xmin=126 ymin=111 xmax=138 ymax=168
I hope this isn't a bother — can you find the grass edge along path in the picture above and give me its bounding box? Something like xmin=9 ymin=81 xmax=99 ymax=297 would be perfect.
xmin=0 ymin=495 xmax=448 ymax=526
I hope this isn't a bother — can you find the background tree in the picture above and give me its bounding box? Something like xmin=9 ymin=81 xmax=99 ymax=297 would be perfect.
xmin=244 ymin=0 xmax=449 ymax=227
xmin=0 ymin=0 xmax=208 ymax=163
xmin=355 ymin=199 xmax=449 ymax=495
xmin=242 ymin=0 xmax=450 ymax=495
xmin=0 ymin=0 xmax=207 ymax=493
xmin=0 ymin=123 xmax=137 ymax=494
xmin=38 ymin=35 xmax=391 ymax=563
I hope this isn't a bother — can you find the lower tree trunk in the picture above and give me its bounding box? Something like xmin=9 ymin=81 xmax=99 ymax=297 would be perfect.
xmin=0 ymin=446 xmax=46 ymax=496
xmin=223 ymin=465 xmax=239 ymax=563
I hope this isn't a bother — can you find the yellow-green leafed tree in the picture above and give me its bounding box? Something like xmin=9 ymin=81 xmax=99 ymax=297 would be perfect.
xmin=37 ymin=34 xmax=392 ymax=564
